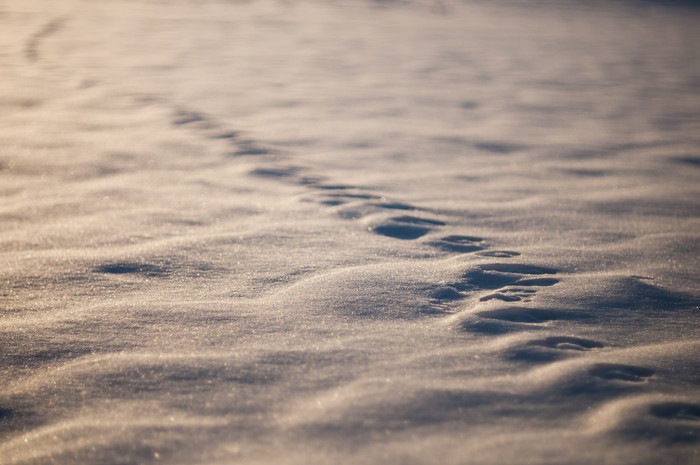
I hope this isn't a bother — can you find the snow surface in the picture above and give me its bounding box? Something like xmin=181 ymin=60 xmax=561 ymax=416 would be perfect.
xmin=1 ymin=0 xmax=699 ymax=464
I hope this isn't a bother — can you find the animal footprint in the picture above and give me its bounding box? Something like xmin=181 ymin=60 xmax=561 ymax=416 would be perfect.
xmin=429 ymin=235 xmax=484 ymax=253
xmin=249 ymin=166 xmax=301 ymax=179
xmin=172 ymin=109 xmax=209 ymax=127
xmin=309 ymin=183 xmax=355 ymax=191
xmin=333 ymin=198 xmax=419 ymax=220
xmin=476 ymin=250 xmax=521 ymax=258
xmin=507 ymin=336 xmax=604 ymax=363
xmin=479 ymin=264 xmax=557 ymax=275
xmin=476 ymin=307 xmax=559 ymax=324
xmin=458 ymin=263 xmax=559 ymax=291
xmin=328 ymin=192 xmax=383 ymax=203
xmin=460 ymin=307 xmax=561 ymax=335
xmin=515 ymin=277 xmax=560 ymax=286
xmin=428 ymin=286 xmax=467 ymax=314
xmin=528 ymin=336 xmax=604 ymax=351
xmin=229 ymin=145 xmax=275 ymax=157
xmin=479 ymin=287 xmax=537 ymax=302
xmin=208 ymin=131 xmax=239 ymax=140
xmin=374 ymin=201 xmax=416 ymax=211
xmin=307 ymin=192 xmax=383 ymax=210
xmin=94 ymin=262 xmax=169 ymax=278
xmin=588 ymin=363 xmax=655 ymax=382
xmin=370 ymin=216 xmax=445 ymax=240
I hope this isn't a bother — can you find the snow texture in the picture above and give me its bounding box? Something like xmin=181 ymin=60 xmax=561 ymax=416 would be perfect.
xmin=1 ymin=0 xmax=699 ymax=464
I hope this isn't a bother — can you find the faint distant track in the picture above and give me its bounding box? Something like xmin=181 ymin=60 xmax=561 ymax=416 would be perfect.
xmin=25 ymin=17 xmax=66 ymax=62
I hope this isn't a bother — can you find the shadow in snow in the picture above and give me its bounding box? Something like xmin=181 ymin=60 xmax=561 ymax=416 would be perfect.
xmin=94 ymin=262 xmax=169 ymax=277
xmin=588 ymin=363 xmax=655 ymax=382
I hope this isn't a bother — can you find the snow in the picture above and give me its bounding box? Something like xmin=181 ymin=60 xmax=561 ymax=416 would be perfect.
xmin=1 ymin=0 xmax=699 ymax=464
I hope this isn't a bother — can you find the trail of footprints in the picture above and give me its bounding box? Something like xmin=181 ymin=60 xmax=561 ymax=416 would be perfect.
xmin=113 ymin=103 xmax=690 ymax=429
xmin=167 ymin=102 xmax=654 ymax=363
